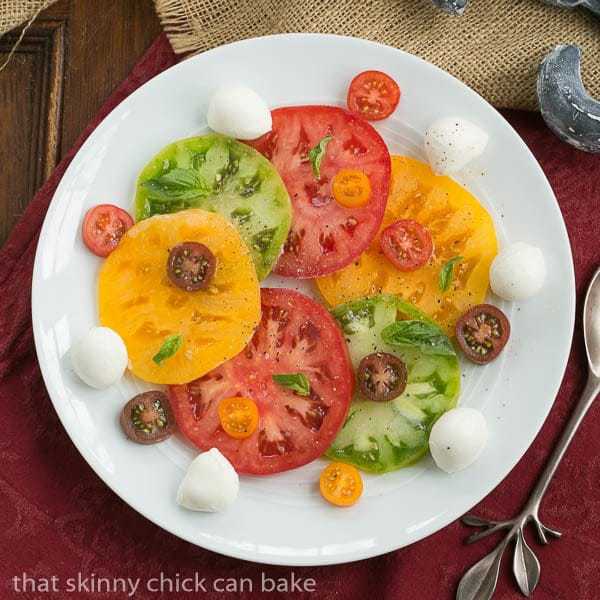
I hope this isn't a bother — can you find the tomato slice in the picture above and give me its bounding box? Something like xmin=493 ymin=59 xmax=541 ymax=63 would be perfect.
xmin=248 ymin=106 xmax=390 ymax=278
xmin=169 ymin=288 xmax=354 ymax=475
xmin=82 ymin=204 xmax=133 ymax=257
xmin=380 ymin=219 xmax=433 ymax=271
xmin=347 ymin=70 xmax=401 ymax=121
xmin=332 ymin=169 xmax=372 ymax=208
xmin=218 ymin=397 xmax=259 ymax=439
xmin=456 ymin=304 xmax=510 ymax=364
xmin=319 ymin=462 xmax=363 ymax=507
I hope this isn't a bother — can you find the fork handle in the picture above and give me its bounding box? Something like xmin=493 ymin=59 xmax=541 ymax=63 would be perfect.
xmin=526 ymin=372 xmax=600 ymax=514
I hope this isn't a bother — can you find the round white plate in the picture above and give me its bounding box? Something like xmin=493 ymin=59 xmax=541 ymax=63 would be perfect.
xmin=32 ymin=34 xmax=575 ymax=566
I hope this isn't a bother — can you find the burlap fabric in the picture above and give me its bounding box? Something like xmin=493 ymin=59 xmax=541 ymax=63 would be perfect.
xmin=0 ymin=0 xmax=54 ymax=34
xmin=154 ymin=0 xmax=600 ymax=111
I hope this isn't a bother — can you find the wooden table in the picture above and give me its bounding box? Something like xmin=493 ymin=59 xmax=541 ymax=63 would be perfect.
xmin=0 ymin=0 xmax=162 ymax=246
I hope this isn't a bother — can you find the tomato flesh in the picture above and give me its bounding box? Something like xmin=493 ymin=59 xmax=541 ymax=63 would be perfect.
xmin=248 ymin=106 xmax=390 ymax=278
xmin=347 ymin=70 xmax=401 ymax=121
xmin=380 ymin=219 xmax=433 ymax=271
xmin=169 ymin=288 xmax=354 ymax=474
xmin=82 ymin=204 xmax=133 ymax=257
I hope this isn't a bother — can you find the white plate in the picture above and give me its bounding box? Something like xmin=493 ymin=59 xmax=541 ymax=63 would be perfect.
xmin=32 ymin=34 xmax=575 ymax=566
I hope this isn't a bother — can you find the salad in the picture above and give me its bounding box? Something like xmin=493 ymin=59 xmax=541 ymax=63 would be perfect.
xmin=72 ymin=69 xmax=547 ymax=512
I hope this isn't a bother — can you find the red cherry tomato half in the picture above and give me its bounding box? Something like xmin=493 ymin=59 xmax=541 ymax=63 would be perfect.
xmin=380 ymin=219 xmax=433 ymax=272
xmin=347 ymin=70 xmax=401 ymax=121
xmin=82 ymin=204 xmax=134 ymax=257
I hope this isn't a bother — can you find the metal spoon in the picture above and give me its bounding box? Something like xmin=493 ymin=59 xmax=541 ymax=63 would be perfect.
xmin=457 ymin=266 xmax=600 ymax=600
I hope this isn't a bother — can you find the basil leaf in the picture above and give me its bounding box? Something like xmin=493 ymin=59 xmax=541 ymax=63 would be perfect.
xmin=381 ymin=320 xmax=456 ymax=356
xmin=272 ymin=373 xmax=311 ymax=396
xmin=308 ymin=135 xmax=332 ymax=180
xmin=141 ymin=168 xmax=210 ymax=202
xmin=439 ymin=256 xmax=463 ymax=292
xmin=152 ymin=334 xmax=183 ymax=365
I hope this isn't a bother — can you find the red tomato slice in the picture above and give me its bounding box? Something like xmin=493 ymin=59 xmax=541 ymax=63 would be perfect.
xmin=380 ymin=219 xmax=433 ymax=271
xmin=347 ymin=70 xmax=401 ymax=121
xmin=248 ymin=106 xmax=390 ymax=278
xmin=82 ymin=204 xmax=134 ymax=257
xmin=169 ymin=288 xmax=354 ymax=475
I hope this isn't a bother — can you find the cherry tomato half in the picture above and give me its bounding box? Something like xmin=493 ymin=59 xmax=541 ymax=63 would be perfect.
xmin=357 ymin=352 xmax=407 ymax=402
xmin=380 ymin=219 xmax=433 ymax=272
xmin=319 ymin=462 xmax=363 ymax=507
xmin=455 ymin=304 xmax=510 ymax=364
xmin=82 ymin=204 xmax=134 ymax=257
xmin=167 ymin=242 xmax=216 ymax=292
xmin=347 ymin=70 xmax=401 ymax=121
xmin=218 ymin=396 xmax=259 ymax=439
xmin=332 ymin=169 xmax=372 ymax=208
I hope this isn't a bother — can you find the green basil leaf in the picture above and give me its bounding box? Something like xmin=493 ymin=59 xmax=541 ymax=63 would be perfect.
xmin=152 ymin=334 xmax=183 ymax=365
xmin=308 ymin=135 xmax=332 ymax=180
xmin=381 ymin=320 xmax=456 ymax=356
xmin=141 ymin=168 xmax=210 ymax=202
xmin=439 ymin=256 xmax=463 ymax=292
xmin=272 ymin=373 xmax=311 ymax=396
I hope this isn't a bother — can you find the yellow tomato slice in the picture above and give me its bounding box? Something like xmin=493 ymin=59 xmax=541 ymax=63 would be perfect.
xmin=98 ymin=209 xmax=261 ymax=384
xmin=332 ymin=169 xmax=372 ymax=208
xmin=218 ymin=397 xmax=259 ymax=439
xmin=317 ymin=156 xmax=498 ymax=334
xmin=319 ymin=462 xmax=363 ymax=507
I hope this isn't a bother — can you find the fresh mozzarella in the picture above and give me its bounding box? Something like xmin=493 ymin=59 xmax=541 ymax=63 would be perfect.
xmin=429 ymin=407 xmax=488 ymax=474
xmin=71 ymin=326 xmax=128 ymax=389
xmin=207 ymin=85 xmax=272 ymax=140
xmin=490 ymin=242 xmax=546 ymax=301
xmin=424 ymin=117 xmax=489 ymax=175
xmin=177 ymin=448 xmax=239 ymax=512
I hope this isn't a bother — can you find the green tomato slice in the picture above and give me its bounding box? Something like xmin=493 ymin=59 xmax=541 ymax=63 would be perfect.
xmin=135 ymin=134 xmax=292 ymax=280
xmin=327 ymin=294 xmax=460 ymax=473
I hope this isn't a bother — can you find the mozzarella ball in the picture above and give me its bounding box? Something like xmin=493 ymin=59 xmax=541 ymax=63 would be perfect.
xmin=71 ymin=326 xmax=128 ymax=389
xmin=207 ymin=85 xmax=272 ymax=140
xmin=429 ymin=407 xmax=488 ymax=474
xmin=424 ymin=117 xmax=489 ymax=175
xmin=490 ymin=242 xmax=546 ymax=301
xmin=177 ymin=448 xmax=239 ymax=512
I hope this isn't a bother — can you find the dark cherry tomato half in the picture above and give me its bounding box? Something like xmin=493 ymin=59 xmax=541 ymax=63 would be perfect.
xmin=167 ymin=242 xmax=216 ymax=292
xmin=380 ymin=219 xmax=434 ymax=272
xmin=456 ymin=304 xmax=511 ymax=364
xmin=82 ymin=204 xmax=134 ymax=257
xmin=120 ymin=391 xmax=175 ymax=444
xmin=347 ymin=70 xmax=401 ymax=121
xmin=357 ymin=352 xmax=408 ymax=402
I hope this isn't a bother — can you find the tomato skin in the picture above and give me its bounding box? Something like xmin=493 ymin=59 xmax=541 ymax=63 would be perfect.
xmin=82 ymin=204 xmax=133 ymax=257
xmin=248 ymin=106 xmax=390 ymax=279
xmin=380 ymin=219 xmax=433 ymax=272
xmin=169 ymin=288 xmax=354 ymax=475
xmin=319 ymin=462 xmax=363 ymax=507
xmin=347 ymin=70 xmax=401 ymax=121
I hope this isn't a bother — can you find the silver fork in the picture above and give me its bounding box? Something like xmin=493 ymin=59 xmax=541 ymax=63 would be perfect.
xmin=457 ymin=267 xmax=600 ymax=600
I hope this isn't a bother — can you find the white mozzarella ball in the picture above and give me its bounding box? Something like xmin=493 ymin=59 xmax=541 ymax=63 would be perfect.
xmin=207 ymin=85 xmax=272 ymax=140
xmin=424 ymin=117 xmax=489 ymax=175
xmin=429 ymin=407 xmax=488 ymax=474
xmin=490 ymin=242 xmax=546 ymax=301
xmin=71 ymin=326 xmax=128 ymax=389
xmin=177 ymin=448 xmax=239 ymax=512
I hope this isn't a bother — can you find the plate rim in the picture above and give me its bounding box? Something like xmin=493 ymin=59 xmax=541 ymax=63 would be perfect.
xmin=31 ymin=32 xmax=576 ymax=566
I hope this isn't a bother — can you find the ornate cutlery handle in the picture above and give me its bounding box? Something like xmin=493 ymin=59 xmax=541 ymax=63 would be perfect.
xmin=457 ymin=372 xmax=600 ymax=600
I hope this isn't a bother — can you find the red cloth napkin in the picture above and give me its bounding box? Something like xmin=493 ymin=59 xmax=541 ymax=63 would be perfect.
xmin=1 ymin=34 xmax=599 ymax=600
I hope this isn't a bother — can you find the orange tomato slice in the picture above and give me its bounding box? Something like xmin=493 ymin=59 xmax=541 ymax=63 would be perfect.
xmin=98 ymin=209 xmax=261 ymax=385
xmin=319 ymin=462 xmax=363 ymax=507
xmin=332 ymin=169 xmax=372 ymax=208
xmin=218 ymin=397 xmax=259 ymax=439
xmin=317 ymin=156 xmax=498 ymax=334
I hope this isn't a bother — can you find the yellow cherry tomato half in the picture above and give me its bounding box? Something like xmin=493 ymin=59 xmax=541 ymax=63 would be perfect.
xmin=218 ymin=396 xmax=259 ymax=439
xmin=332 ymin=169 xmax=372 ymax=208
xmin=319 ymin=462 xmax=363 ymax=507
